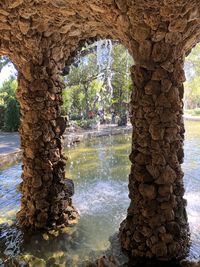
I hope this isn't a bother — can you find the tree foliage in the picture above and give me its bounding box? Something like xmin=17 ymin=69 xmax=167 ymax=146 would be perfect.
xmin=63 ymin=40 xmax=133 ymax=125
xmin=111 ymin=44 xmax=132 ymax=120
xmin=4 ymin=97 xmax=20 ymax=132
xmin=0 ymin=41 xmax=133 ymax=130
xmin=185 ymin=43 xmax=200 ymax=110
xmin=63 ymin=52 xmax=102 ymax=119
xmin=0 ymin=77 xmax=20 ymax=131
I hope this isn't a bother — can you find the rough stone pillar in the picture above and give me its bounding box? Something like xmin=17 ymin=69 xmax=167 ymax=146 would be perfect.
xmin=120 ymin=41 xmax=189 ymax=260
xmin=16 ymin=57 xmax=78 ymax=229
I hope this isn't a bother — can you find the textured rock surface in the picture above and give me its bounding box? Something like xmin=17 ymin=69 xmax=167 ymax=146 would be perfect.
xmin=16 ymin=59 xmax=79 ymax=229
xmin=120 ymin=47 xmax=189 ymax=261
xmin=0 ymin=0 xmax=200 ymax=261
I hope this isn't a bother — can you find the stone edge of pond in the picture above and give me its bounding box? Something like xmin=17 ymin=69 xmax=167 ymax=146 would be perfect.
xmin=0 ymin=126 xmax=132 ymax=170
xmin=183 ymin=115 xmax=200 ymax=121
xmin=0 ymin=150 xmax=22 ymax=170
xmin=63 ymin=125 xmax=133 ymax=145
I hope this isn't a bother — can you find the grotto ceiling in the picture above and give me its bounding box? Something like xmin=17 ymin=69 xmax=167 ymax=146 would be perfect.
xmin=0 ymin=0 xmax=200 ymax=68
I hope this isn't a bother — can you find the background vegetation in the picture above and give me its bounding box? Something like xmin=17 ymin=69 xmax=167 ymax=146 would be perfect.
xmin=1 ymin=40 xmax=200 ymax=132
xmin=0 ymin=77 xmax=20 ymax=131
xmin=62 ymin=40 xmax=133 ymax=128
xmin=184 ymin=43 xmax=200 ymax=114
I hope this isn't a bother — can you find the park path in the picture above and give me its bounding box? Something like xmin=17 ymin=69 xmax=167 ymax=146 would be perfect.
xmin=0 ymin=132 xmax=20 ymax=155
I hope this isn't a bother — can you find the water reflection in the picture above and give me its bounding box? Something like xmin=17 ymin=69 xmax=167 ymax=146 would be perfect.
xmin=0 ymin=122 xmax=199 ymax=265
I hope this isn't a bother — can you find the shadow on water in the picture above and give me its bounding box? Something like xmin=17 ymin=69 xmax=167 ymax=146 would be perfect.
xmin=0 ymin=222 xmax=109 ymax=266
xmin=0 ymin=223 xmax=183 ymax=267
xmin=126 ymin=259 xmax=182 ymax=267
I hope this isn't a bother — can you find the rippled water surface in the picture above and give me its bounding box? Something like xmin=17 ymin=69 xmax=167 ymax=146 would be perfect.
xmin=0 ymin=121 xmax=200 ymax=266
xmin=183 ymin=121 xmax=200 ymax=259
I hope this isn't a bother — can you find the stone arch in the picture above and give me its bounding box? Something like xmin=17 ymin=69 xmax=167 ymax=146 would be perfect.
xmin=1 ymin=0 xmax=200 ymax=262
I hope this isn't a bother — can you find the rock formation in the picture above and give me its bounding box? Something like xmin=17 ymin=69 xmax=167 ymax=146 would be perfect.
xmin=1 ymin=0 xmax=200 ymax=260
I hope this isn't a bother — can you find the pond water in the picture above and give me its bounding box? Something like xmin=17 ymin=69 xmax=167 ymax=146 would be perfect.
xmin=0 ymin=121 xmax=200 ymax=266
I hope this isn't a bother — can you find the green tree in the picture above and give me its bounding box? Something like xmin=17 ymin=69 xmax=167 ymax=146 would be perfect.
xmin=62 ymin=87 xmax=72 ymax=115
xmin=0 ymin=77 xmax=20 ymax=131
xmin=111 ymin=44 xmax=133 ymax=121
xmin=64 ymin=52 xmax=102 ymax=119
xmin=4 ymin=97 xmax=20 ymax=131
xmin=0 ymin=77 xmax=17 ymax=103
xmin=185 ymin=43 xmax=200 ymax=110
xmin=63 ymin=40 xmax=133 ymax=126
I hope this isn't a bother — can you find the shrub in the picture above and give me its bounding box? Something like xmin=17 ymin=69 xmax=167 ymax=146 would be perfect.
xmin=117 ymin=114 xmax=127 ymax=126
xmin=76 ymin=118 xmax=99 ymax=129
xmin=4 ymin=97 xmax=20 ymax=132
xmin=0 ymin=105 xmax=5 ymax=130
xmin=194 ymin=108 xmax=200 ymax=115
xmin=70 ymin=114 xmax=83 ymax=121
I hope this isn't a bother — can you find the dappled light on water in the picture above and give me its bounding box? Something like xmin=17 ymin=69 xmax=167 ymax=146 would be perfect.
xmin=0 ymin=124 xmax=200 ymax=265
xmin=0 ymin=134 xmax=131 ymax=266
xmin=183 ymin=121 xmax=200 ymax=260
